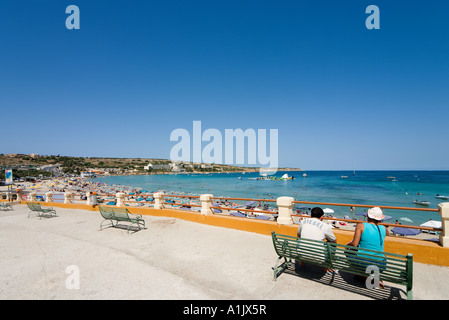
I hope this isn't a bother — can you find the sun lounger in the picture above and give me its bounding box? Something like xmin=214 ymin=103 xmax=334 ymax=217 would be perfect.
xmin=230 ymin=211 xmax=246 ymax=218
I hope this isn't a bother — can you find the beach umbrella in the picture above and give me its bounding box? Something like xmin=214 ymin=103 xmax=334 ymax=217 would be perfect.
xmin=323 ymin=208 xmax=334 ymax=214
xmin=420 ymin=220 xmax=442 ymax=229
xmin=245 ymin=201 xmax=256 ymax=206
xmin=355 ymin=212 xmax=367 ymax=216
xmin=391 ymin=227 xmax=421 ymax=236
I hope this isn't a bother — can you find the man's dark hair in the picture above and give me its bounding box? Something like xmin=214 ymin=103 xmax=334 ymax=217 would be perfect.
xmin=311 ymin=207 xmax=324 ymax=219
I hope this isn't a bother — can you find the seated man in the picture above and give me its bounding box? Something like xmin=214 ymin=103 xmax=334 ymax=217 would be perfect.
xmin=297 ymin=207 xmax=337 ymax=272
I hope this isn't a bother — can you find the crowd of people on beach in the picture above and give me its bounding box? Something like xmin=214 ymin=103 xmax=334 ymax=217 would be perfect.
xmin=6 ymin=176 xmax=438 ymax=241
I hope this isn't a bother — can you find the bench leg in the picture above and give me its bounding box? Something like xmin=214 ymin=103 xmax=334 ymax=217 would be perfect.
xmin=127 ymin=221 xmax=146 ymax=233
xmin=272 ymin=257 xmax=289 ymax=281
xmin=100 ymin=219 xmax=116 ymax=229
xmin=407 ymin=288 xmax=413 ymax=300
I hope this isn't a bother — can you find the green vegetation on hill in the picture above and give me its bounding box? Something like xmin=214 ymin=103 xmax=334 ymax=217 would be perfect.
xmin=0 ymin=154 xmax=275 ymax=176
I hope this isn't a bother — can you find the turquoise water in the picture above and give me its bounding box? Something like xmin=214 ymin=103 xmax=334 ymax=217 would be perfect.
xmin=93 ymin=171 xmax=449 ymax=226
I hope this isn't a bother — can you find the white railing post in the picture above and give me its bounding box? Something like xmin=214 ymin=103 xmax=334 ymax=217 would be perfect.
xmin=86 ymin=192 xmax=97 ymax=205
xmin=64 ymin=192 xmax=73 ymax=204
xmin=276 ymin=196 xmax=294 ymax=225
xmin=200 ymin=194 xmax=214 ymax=215
xmin=153 ymin=192 xmax=164 ymax=209
xmin=86 ymin=192 xmax=92 ymax=205
xmin=30 ymin=192 xmax=37 ymax=202
xmin=45 ymin=192 xmax=53 ymax=203
xmin=116 ymin=193 xmax=125 ymax=207
xmin=90 ymin=193 xmax=98 ymax=206
xmin=439 ymin=203 xmax=449 ymax=247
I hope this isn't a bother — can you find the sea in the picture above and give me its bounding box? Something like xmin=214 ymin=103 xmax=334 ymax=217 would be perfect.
xmin=92 ymin=170 xmax=449 ymax=226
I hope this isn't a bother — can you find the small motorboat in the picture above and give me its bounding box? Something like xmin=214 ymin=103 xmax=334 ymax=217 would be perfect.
xmin=414 ymin=200 xmax=431 ymax=206
xmin=435 ymin=194 xmax=449 ymax=200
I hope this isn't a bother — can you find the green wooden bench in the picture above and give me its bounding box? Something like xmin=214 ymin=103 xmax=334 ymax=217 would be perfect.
xmin=26 ymin=202 xmax=57 ymax=218
xmin=0 ymin=202 xmax=13 ymax=211
xmin=271 ymin=232 xmax=413 ymax=300
xmin=99 ymin=206 xmax=146 ymax=233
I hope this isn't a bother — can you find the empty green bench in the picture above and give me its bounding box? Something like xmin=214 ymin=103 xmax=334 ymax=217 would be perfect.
xmin=0 ymin=202 xmax=13 ymax=211
xmin=99 ymin=206 xmax=146 ymax=233
xmin=26 ymin=202 xmax=57 ymax=218
xmin=271 ymin=232 xmax=413 ymax=300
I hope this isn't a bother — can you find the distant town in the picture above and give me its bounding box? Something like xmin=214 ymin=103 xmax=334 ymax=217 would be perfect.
xmin=0 ymin=153 xmax=301 ymax=182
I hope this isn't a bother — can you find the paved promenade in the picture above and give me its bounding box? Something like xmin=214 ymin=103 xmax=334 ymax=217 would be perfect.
xmin=1 ymin=204 xmax=448 ymax=300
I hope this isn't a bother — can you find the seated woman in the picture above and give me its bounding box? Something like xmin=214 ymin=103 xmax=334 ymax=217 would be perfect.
xmin=346 ymin=207 xmax=389 ymax=287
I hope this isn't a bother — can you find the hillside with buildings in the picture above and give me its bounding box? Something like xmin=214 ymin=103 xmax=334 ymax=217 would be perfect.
xmin=0 ymin=154 xmax=301 ymax=180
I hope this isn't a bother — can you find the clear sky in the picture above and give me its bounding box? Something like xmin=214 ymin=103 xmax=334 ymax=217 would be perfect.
xmin=1 ymin=1 xmax=448 ymax=170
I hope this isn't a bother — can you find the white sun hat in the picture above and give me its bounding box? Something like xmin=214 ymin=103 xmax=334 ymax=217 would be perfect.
xmin=367 ymin=207 xmax=385 ymax=221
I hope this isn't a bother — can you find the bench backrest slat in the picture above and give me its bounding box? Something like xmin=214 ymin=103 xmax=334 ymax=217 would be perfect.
xmin=111 ymin=207 xmax=131 ymax=221
xmin=99 ymin=206 xmax=115 ymax=220
xmin=26 ymin=202 xmax=40 ymax=211
xmin=98 ymin=206 xmax=132 ymax=221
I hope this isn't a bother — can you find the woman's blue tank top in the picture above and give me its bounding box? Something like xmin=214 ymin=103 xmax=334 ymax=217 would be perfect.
xmin=359 ymin=222 xmax=386 ymax=256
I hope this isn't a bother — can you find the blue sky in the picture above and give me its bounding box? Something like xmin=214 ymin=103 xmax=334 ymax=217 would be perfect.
xmin=1 ymin=1 xmax=448 ymax=170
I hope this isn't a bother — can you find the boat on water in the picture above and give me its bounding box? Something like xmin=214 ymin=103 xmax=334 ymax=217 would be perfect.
xmin=436 ymin=194 xmax=449 ymax=200
xmin=250 ymin=173 xmax=294 ymax=181
xmin=280 ymin=173 xmax=293 ymax=180
xmin=414 ymin=200 xmax=431 ymax=206
xmin=341 ymin=176 xmax=348 ymax=179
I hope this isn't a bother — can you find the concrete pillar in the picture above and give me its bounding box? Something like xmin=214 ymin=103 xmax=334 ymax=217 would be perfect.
xmin=17 ymin=191 xmax=23 ymax=202
xmin=86 ymin=192 xmax=98 ymax=205
xmin=439 ymin=203 xmax=449 ymax=247
xmin=276 ymin=196 xmax=294 ymax=225
xmin=200 ymin=194 xmax=214 ymax=215
xmin=90 ymin=193 xmax=98 ymax=206
xmin=45 ymin=192 xmax=53 ymax=203
xmin=30 ymin=192 xmax=37 ymax=202
xmin=64 ymin=192 xmax=73 ymax=204
xmin=153 ymin=192 xmax=164 ymax=209
xmin=116 ymin=193 xmax=125 ymax=207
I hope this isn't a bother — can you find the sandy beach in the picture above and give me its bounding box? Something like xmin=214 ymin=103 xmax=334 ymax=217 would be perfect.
xmin=1 ymin=203 xmax=449 ymax=300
